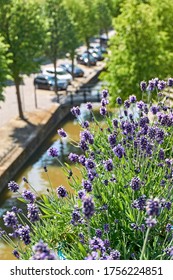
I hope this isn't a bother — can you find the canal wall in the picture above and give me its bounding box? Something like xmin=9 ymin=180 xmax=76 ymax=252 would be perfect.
xmin=0 ymin=105 xmax=71 ymax=193
xmin=0 ymin=64 xmax=103 ymax=193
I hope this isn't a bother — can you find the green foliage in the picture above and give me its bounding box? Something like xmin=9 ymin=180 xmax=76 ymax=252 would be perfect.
xmin=65 ymin=0 xmax=99 ymax=48
xmin=1 ymin=82 xmax=173 ymax=260
xmin=0 ymin=0 xmax=46 ymax=118
xmin=101 ymin=0 xmax=173 ymax=104
xmin=0 ymin=36 xmax=10 ymax=101
xmin=95 ymin=0 xmax=112 ymax=36
xmin=44 ymin=0 xmax=70 ymax=62
xmin=0 ymin=0 xmax=46 ymax=78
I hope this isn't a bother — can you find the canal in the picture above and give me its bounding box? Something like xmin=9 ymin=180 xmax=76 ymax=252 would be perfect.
xmin=0 ymin=82 xmax=104 ymax=259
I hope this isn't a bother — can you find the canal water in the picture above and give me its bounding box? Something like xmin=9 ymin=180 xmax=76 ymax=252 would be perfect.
xmin=0 ymin=82 xmax=105 ymax=259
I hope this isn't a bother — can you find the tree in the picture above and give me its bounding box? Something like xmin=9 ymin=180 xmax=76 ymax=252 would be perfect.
xmin=44 ymin=0 xmax=77 ymax=96
xmin=65 ymin=0 xmax=99 ymax=64
xmin=0 ymin=36 xmax=10 ymax=101
xmin=95 ymin=0 xmax=112 ymax=41
xmin=151 ymin=0 xmax=173 ymax=54
xmin=101 ymin=0 xmax=172 ymax=103
xmin=0 ymin=0 xmax=46 ymax=119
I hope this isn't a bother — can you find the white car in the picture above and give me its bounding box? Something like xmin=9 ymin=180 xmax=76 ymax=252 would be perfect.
xmin=42 ymin=67 xmax=72 ymax=84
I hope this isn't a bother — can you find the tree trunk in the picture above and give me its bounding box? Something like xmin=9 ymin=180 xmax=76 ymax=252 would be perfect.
xmin=86 ymin=39 xmax=90 ymax=67
xmin=53 ymin=60 xmax=59 ymax=102
xmin=15 ymin=80 xmax=24 ymax=120
xmin=71 ymin=54 xmax=75 ymax=80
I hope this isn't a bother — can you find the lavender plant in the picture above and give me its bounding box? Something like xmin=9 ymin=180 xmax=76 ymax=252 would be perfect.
xmin=1 ymin=78 xmax=173 ymax=260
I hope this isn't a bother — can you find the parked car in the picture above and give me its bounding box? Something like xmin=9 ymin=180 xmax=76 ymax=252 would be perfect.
xmin=59 ymin=63 xmax=84 ymax=77
xmin=76 ymin=53 xmax=97 ymax=66
xmin=42 ymin=67 xmax=72 ymax=84
xmin=90 ymin=44 xmax=108 ymax=54
xmin=86 ymin=49 xmax=104 ymax=61
xmin=33 ymin=74 xmax=68 ymax=91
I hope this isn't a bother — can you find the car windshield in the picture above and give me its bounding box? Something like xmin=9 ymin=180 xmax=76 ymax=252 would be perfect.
xmin=56 ymin=70 xmax=67 ymax=75
xmin=46 ymin=69 xmax=67 ymax=75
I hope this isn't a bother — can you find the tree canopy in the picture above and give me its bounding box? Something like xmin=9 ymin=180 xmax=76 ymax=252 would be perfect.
xmin=0 ymin=0 xmax=46 ymax=118
xmin=101 ymin=0 xmax=173 ymax=103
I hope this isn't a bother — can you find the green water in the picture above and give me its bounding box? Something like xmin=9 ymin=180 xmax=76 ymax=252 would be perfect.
xmin=0 ymin=96 xmax=104 ymax=259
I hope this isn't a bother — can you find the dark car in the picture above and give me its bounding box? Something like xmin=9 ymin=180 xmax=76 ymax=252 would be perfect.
xmin=33 ymin=74 xmax=68 ymax=91
xmin=90 ymin=44 xmax=108 ymax=54
xmin=60 ymin=63 xmax=84 ymax=77
xmin=87 ymin=49 xmax=104 ymax=61
xmin=76 ymin=53 xmax=97 ymax=66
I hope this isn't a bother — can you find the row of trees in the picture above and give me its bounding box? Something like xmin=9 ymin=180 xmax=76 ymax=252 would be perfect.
xmin=2 ymin=0 xmax=172 ymax=118
xmin=0 ymin=0 xmax=116 ymax=119
xmin=101 ymin=0 xmax=173 ymax=102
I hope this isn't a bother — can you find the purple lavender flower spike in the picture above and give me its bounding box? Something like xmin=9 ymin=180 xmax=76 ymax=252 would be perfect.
xmin=101 ymin=98 xmax=109 ymax=107
xmin=71 ymin=106 xmax=81 ymax=117
xmin=68 ymin=153 xmax=79 ymax=163
xmin=166 ymin=224 xmax=172 ymax=232
xmin=71 ymin=209 xmax=81 ymax=225
xmin=31 ymin=240 xmax=56 ymax=260
xmin=129 ymin=95 xmax=137 ymax=103
xmin=104 ymin=224 xmax=109 ymax=232
xmin=165 ymin=246 xmax=173 ymax=257
xmin=17 ymin=225 xmax=31 ymax=245
xmin=47 ymin=147 xmax=58 ymax=157
xmin=8 ymin=181 xmax=19 ymax=192
xmin=78 ymin=190 xmax=86 ymax=199
xmin=150 ymin=105 xmax=159 ymax=115
xmin=82 ymin=196 xmax=95 ymax=219
xmin=104 ymin=159 xmax=113 ymax=171
xmin=82 ymin=179 xmax=92 ymax=192
xmin=78 ymin=155 xmax=86 ymax=166
xmin=124 ymin=100 xmax=130 ymax=108
xmin=130 ymin=177 xmax=141 ymax=191
xmin=13 ymin=250 xmax=20 ymax=259
xmin=57 ymin=128 xmax=67 ymax=138
xmin=86 ymin=102 xmax=92 ymax=110
xmin=132 ymin=195 xmax=146 ymax=210
xmin=146 ymin=198 xmax=160 ymax=216
xmin=3 ymin=211 xmax=18 ymax=228
xmin=102 ymin=89 xmax=109 ymax=98
xmin=22 ymin=190 xmax=36 ymax=203
xmin=85 ymin=159 xmax=95 ymax=170
xmin=167 ymin=78 xmax=173 ymax=87
xmin=157 ymin=80 xmax=166 ymax=91
xmin=137 ymin=100 xmax=145 ymax=110
xmin=89 ymin=237 xmax=105 ymax=252
xmin=82 ymin=120 xmax=89 ymax=128
xmin=95 ymin=229 xmax=102 ymax=238
xmin=100 ymin=106 xmax=107 ymax=116
xmin=56 ymin=186 xmax=67 ymax=198
xmin=113 ymin=144 xmax=125 ymax=158
xmin=147 ymin=79 xmax=155 ymax=91
xmin=27 ymin=203 xmax=40 ymax=222
xmin=116 ymin=96 xmax=122 ymax=105
xmin=145 ymin=217 xmax=157 ymax=228
xmin=108 ymin=250 xmax=121 ymax=260
xmin=140 ymin=81 xmax=147 ymax=91
xmin=85 ymin=251 xmax=98 ymax=260
xmin=108 ymin=134 xmax=116 ymax=147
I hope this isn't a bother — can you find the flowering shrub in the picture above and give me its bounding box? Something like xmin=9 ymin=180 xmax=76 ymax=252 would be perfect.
xmin=1 ymin=78 xmax=173 ymax=260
